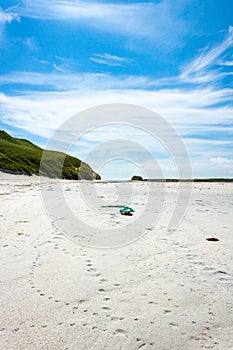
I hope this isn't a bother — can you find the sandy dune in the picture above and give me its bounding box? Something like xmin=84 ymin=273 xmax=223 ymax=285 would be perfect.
xmin=0 ymin=173 xmax=233 ymax=349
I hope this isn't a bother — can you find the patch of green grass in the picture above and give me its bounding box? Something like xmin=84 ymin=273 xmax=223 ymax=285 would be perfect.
xmin=0 ymin=130 xmax=101 ymax=180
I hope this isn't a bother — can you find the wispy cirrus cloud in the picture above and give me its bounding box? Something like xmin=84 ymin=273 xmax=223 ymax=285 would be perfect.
xmin=1 ymin=84 xmax=232 ymax=178
xmin=0 ymin=66 xmax=232 ymax=178
xmin=0 ymin=5 xmax=20 ymax=41
xmin=19 ymin=0 xmax=127 ymax=20
xmin=210 ymin=156 xmax=233 ymax=166
xmin=0 ymin=71 xmax=160 ymax=90
xmin=34 ymin=56 xmax=76 ymax=73
xmin=52 ymin=64 xmax=65 ymax=72
xmin=181 ymin=26 xmax=233 ymax=84
xmin=2 ymin=69 xmax=233 ymax=100
xmin=0 ymin=5 xmax=20 ymax=44
xmin=90 ymin=53 xmax=129 ymax=67
xmin=34 ymin=58 xmax=50 ymax=65
xmin=0 ymin=6 xmax=20 ymax=25
xmin=217 ymin=59 xmax=233 ymax=67
xmin=16 ymin=0 xmax=188 ymax=49
xmin=0 ymin=76 xmax=232 ymax=137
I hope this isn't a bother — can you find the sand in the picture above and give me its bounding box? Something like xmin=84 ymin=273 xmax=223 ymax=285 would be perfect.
xmin=0 ymin=173 xmax=233 ymax=350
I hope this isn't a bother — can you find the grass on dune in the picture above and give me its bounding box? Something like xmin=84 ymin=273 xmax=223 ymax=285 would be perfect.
xmin=0 ymin=130 xmax=101 ymax=180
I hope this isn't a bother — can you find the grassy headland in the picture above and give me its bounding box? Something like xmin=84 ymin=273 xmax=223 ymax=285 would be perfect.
xmin=0 ymin=130 xmax=101 ymax=180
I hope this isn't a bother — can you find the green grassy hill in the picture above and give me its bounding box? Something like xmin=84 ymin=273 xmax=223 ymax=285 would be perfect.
xmin=0 ymin=130 xmax=101 ymax=180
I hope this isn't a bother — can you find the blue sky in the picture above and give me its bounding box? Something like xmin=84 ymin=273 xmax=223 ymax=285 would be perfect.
xmin=0 ymin=0 xmax=233 ymax=179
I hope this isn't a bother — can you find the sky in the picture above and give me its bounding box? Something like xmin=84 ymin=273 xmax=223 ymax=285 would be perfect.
xmin=0 ymin=0 xmax=233 ymax=179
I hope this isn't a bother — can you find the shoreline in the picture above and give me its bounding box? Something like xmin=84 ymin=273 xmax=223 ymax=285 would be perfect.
xmin=1 ymin=171 xmax=233 ymax=183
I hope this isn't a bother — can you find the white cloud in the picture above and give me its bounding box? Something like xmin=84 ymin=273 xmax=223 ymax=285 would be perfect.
xmin=34 ymin=56 xmax=75 ymax=73
xmin=1 ymin=70 xmax=233 ymax=105
xmin=23 ymin=37 xmax=38 ymax=50
xmin=0 ymin=7 xmax=20 ymax=25
xmin=1 ymin=80 xmax=232 ymax=178
xmin=34 ymin=58 xmax=50 ymax=65
xmin=53 ymin=64 xmax=65 ymax=72
xmin=20 ymin=0 xmax=127 ymax=20
xmin=90 ymin=53 xmax=129 ymax=67
xmin=0 ymin=79 xmax=232 ymax=144
xmin=181 ymin=26 xmax=233 ymax=84
xmin=191 ymin=157 xmax=233 ymax=178
xmin=0 ymin=71 xmax=160 ymax=90
xmin=210 ymin=156 xmax=233 ymax=166
xmin=0 ymin=6 xmax=20 ymax=42
xmin=218 ymin=60 xmax=233 ymax=67
xmin=17 ymin=0 xmax=188 ymax=49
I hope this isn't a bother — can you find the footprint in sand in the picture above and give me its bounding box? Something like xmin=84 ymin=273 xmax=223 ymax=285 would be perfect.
xmin=100 ymin=278 xmax=107 ymax=282
xmin=88 ymin=268 xmax=96 ymax=272
xmin=164 ymin=309 xmax=171 ymax=314
xmin=102 ymin=306 xmax=111 ymax=311
xmin=114 ymin=329 xmax=128 ymax=335
xmin=169 ymin=322 xmax=179 ymax=328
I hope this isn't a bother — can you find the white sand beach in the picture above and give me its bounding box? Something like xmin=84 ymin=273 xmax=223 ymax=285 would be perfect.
xmin=0 ymin=173 xmax=233 ymax=350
